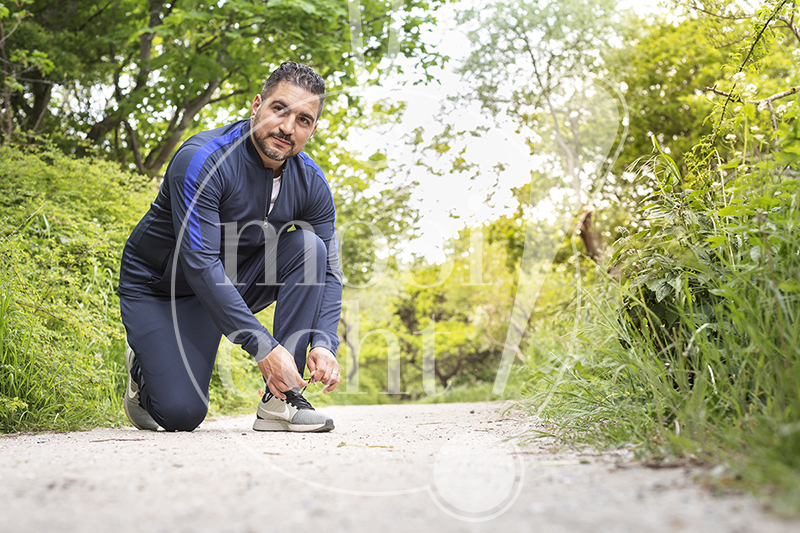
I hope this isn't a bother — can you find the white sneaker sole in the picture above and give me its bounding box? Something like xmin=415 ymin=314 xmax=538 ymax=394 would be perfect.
xmin=252 ymin=417 xmax=334 ymax=432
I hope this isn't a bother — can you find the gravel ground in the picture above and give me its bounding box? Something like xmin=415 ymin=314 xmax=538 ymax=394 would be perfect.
xmin=0 ymin=401 xmax=797 ymax=533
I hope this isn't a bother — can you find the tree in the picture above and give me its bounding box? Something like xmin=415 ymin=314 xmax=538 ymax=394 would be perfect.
xmin=1 ymin=0 xmax=445 ymax=175
xmin=305 ymin=100 xmax=417 ymax=289
xmin=447 ymin=0 xmax=628 ymax=265
xmin=606 ymin=1 xmax=799 ymax=176
xmin=0 ymin=0 xmax=442 ymax=288
xmin=587 ymin=16 xmax=729 ymax=231
xmin=0 ymin=0 xmax=52 ymax=143
xmin=600 ymin=1 xmax=799 ymax=223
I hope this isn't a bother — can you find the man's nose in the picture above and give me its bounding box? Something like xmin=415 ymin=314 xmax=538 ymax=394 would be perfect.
xmin=278 ymin=115 xmax=295 ymax=135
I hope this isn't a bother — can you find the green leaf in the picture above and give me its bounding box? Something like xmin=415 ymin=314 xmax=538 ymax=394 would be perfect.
xmin=718 ymin=205 xmax=743 ymax=217
xmin=778 ymin=281 xmax=799 ymax=292
xmin=783 ymin=145 xmax=800 ymax=155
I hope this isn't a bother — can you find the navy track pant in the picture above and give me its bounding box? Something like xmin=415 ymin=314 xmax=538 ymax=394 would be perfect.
xmin=119 ymin=229 xmax=326 ymax=431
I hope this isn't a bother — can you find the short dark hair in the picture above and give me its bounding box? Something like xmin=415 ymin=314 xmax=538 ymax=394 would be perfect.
xmin=261 ymin=62 xmax=325 ymax=120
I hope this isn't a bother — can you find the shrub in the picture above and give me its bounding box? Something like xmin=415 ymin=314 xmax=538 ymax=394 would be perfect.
xmin=0 ymin=144 xmax=154 ymax=431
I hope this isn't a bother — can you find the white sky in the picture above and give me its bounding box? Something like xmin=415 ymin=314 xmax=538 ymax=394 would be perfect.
xmin=347 ymin=1 xmax=528 ymax=262
xmin=346 ymin=0 xmax=663 ymax=262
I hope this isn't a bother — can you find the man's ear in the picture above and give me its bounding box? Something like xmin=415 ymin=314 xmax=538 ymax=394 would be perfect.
xmin=251 ymin=95 xmax=262 ymax=119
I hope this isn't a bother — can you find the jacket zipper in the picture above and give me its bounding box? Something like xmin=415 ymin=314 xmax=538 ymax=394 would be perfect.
xmin=264 ymin=167 xmax=273 ymax=224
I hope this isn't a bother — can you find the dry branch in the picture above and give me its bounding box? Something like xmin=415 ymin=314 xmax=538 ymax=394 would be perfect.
xmin=706 ymin=85 xmax=799 ymax=131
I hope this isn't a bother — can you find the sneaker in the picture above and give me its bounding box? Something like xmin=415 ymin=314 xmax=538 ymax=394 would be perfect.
xmin=253 ymin=387 xmax=334 ymax=432
xmin=123 ymin=346 xmax=159 ymax=431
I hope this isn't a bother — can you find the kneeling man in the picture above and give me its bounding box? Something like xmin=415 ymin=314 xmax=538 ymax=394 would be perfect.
xmin=118 ymin=62 xmax=342 ymax=432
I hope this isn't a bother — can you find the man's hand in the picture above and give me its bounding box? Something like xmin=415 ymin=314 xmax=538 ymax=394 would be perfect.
xmin=306 ymin=347 xmax=340 ymax=393
xmin=258 ymin=344 xmax=307 ymax=399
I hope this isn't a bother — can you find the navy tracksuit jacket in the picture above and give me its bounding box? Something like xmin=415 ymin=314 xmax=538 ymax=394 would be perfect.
xmin=118 ymin=118 xmax=343 ymax=430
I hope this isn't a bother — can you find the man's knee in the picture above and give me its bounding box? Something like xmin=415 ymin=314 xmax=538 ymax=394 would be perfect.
xmin=150 ymin=397 xmax=208 ymax=432
xmin=282 ymin=229 xmax=326 ymax=278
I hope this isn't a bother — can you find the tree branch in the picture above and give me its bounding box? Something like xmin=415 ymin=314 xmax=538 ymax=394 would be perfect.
xmin=77 ymin=0 xmax=121 ymax=32
xmin=519 ymin=33 xmax=576 ymax=175
xmin=777 ymin=15 xmax=800 ymax=44
xmin=134 ymin=0 xmax=167 ymax=93
xmin=714 ymin=0 xmax=790 ymax=133
xmin=706 ymin=85 xmax=799 ymax=130
xmin=208 ymin=89 xmax=246 ymax=105
xmin=683 ymin=2 xmax=753 ymax=20
xmin=143 ymin=77 xmax=223 ymax=174
xmin=7 ymin=76 xmax=56 ymax=85
xmin=340 ymin=315 xmax=360 ymax=383
xmin=123 ymin=119 xmax=145 ymax=173
xmin=706 ymin=85 xmax=743 ymax=102
xmin=712 ymin=35 xmax=750 ymax=50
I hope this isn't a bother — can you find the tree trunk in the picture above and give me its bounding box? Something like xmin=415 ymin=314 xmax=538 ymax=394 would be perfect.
xmin=578 ymin=209 xmax=621 ymax=280
xmin=578 ymin=209 xmax=603 ymax=263
xmin=340 ymin=315 xmax=359 ymax=383
xmin=143 ymin=77 xmax=222 ymax=175
xmin=29 ymin=78 xmax=52 ymax=134
xmin=88 ymin=111 xmax=124 ymax=144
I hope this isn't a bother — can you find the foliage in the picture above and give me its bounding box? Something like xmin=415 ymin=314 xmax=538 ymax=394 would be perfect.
xmin=605 ymin=17 xmax=726 ymax=176
xmin=0 ymin=143 xmax=155 ymax=431
xmin=457 ymin=0 xmax=625 ymax=191
xmin=0 ymin=0 xmax=447 ymax=174
xmin=521 ymin=2 xmax=800 ymax=512
xmin=329 ymin=234 xmax=514 ymax=402
xmin=307 ymin=99 xmax=418 ymax=287
xmin=441 ymin=0 xmax=631 ymax=264
xmin=0 ymin=0 xmax=53 ymax=142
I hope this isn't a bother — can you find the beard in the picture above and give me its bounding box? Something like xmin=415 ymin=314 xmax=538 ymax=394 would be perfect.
xmin=254 ymin=129 xmax=296 ymax=162
xmin=252 ymin=113 xmax=296 ymax=162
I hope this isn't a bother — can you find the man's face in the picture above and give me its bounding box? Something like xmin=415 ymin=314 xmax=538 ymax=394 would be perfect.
xmin=250 ymin=81 xmax=320 ymax=169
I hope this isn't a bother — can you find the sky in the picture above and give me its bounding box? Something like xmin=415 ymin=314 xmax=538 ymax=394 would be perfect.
xmin=340 ymin=0 xmax=672 ymax=262
xmin=345 ymin=0 xmax=663 ymax=262
xmin=347 ymin=0 xmax=532 ymax=262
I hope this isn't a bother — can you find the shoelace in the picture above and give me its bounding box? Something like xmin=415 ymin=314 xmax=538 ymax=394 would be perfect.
xmin=262 ymin=387 xmax=315 ymax=410
xmin=284 ymin=387 xmax=315 ymax=410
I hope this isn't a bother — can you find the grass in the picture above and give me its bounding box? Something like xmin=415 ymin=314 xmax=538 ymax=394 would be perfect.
xmin=0 ymin=143 xmax=153 ymax=432
xmin=518 ymin=137 xmax=800 ymax=514
xmin=0 ymin=277 xmax=127 ymax=431
xmin=521 ymin=273 xmax=800 ymax=514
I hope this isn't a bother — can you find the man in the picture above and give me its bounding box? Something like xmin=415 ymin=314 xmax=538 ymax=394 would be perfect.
xmin=118 ymin=62 xmax=342 ymax=433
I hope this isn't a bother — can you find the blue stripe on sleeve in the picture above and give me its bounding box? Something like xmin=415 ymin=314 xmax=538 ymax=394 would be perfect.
xmin=298 ymin=150 xmax=325 ymax=181
xmin=298 ymin=151 xmax=338 ymax=252
xmin=183 ymin=128 xmax=244 ymax=249
xmin=298 ymin=150 xmax=335 ymax=215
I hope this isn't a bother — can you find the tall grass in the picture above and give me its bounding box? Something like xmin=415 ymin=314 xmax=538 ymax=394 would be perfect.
xmin=0 ymin=263 xmax=126 ymax=431
xmin=0 ymin=143 xmax=154 ymax=432
xmin=520 ymin=2 xmax=800 ymax=507
xmin=522 ymin=123 xmax=800 ymax=511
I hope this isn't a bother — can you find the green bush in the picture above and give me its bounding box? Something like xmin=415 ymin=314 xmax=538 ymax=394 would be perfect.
xmin=0 ymin=143 xmax=155 ymax=431
xmin=521 ymin=4 xmax=800 ymax=512
xmin=525 ymin=133 xmax=800 ymax=510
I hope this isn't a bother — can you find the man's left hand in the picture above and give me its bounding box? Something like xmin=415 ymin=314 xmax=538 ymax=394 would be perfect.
xmin=306 ymin=347 xmax=341 ymax=393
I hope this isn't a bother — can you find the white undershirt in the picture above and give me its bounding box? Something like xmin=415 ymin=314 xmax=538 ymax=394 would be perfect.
xmin=269 ymin=174 xmax=282 ymax=214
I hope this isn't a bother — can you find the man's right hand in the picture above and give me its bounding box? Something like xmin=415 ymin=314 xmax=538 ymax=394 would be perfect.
xmin=257 ymin=345 xmax=307 ymax=399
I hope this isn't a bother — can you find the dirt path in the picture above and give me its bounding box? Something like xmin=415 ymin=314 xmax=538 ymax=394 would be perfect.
xmin=0 ymin=402 xmax=796 ymax=532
